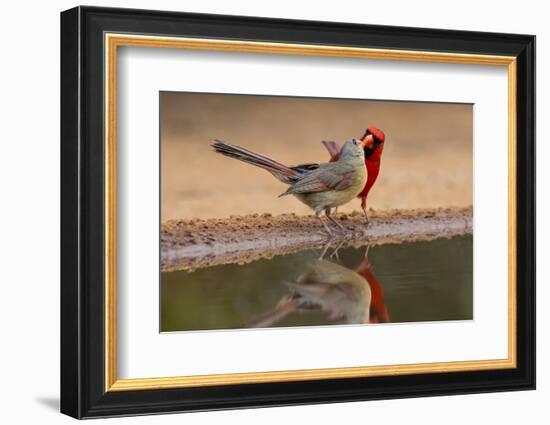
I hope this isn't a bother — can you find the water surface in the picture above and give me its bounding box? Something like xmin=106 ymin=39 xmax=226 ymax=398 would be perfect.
xmin=161 ymin=235 xmax=472 ymax=332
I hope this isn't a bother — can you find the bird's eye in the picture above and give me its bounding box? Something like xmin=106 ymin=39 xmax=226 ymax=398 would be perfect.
xmin=353 ymin=139 xmax=357 ymax=145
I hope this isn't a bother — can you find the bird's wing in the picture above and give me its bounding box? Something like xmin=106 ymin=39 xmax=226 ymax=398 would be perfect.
xmin=290 ymin=162 xmax=320 ymax=174
xmin=280 ymin=163 xmax=355 ymax=196
xmin=288 ymin=140 xmax=341 ymax=174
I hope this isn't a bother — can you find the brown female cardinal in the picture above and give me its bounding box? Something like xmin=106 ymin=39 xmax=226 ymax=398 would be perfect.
xmin=322 ymin=127 xmax=385 ymax=222
xmin=247 ymin=245 xmax=389 ymax=328
xmin=249 ymin=258 xmax=372 ymax=327
xmin=212 ymin=138 xmax=368 ymax=234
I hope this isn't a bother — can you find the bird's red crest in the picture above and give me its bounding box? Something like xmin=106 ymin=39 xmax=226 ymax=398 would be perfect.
xmin=367 ymin=126 xmax=385 ymax=143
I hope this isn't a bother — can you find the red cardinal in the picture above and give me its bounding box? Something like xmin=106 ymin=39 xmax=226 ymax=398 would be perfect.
xmin=355 ymin=246 xmax=390 ymax=323
xmin=321 ymin=127 xmax=386 ymax=221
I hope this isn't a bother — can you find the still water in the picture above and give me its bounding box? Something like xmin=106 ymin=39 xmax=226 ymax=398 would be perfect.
xmin=161 ymin=235 xmax=473 ymax=332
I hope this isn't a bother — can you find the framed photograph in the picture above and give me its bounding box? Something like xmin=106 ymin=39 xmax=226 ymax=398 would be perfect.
xmin=60 ymin=6 xmax=535 ymax=419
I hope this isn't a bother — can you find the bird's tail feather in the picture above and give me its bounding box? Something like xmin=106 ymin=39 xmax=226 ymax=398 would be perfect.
xmin=321 ymin=140 xmax=341 ymax=162
xmin=212 ymin=140 xmax=299 ymax=183
xmin=245 ymin=297 xmax=300 ymax=328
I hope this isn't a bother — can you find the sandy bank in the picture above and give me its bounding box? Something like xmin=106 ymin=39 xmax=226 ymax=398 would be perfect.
xmin=161 ymin=207 xmax=472 ymax=272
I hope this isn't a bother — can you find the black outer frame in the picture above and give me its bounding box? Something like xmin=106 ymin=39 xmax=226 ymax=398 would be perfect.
xmin=60 ymin=6 xmax=535 ymax=419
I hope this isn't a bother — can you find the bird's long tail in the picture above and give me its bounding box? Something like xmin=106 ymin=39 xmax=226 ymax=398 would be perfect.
xmin=212 ymin=140 xmax=300 ymax=184
xmin=246 ymin=297 xmax=300 ymax=328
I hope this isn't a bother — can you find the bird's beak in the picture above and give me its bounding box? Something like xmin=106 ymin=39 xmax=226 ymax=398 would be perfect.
xmin=360 ymin=134 xmax=375 ymax=149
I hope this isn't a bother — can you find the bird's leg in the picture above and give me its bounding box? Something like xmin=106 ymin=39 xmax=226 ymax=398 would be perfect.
xmin=325 ymin=208 xmax=346 ymax=233
xmin=361 ymin=197 xmax=369 ymax=226
xmin=364 ymin=244 xmax=371 ymax=258
xmin=316 ymin=210 xmax=333 ymax=237
xmin=329 ymin=239 xmax=346 ymax=261
xmin=318 ymin=239 xmax=332 ymax=259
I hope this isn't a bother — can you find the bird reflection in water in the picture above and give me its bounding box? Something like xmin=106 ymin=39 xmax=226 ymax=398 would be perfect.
xmin=249 ymin=245 xmax=389 ymax=328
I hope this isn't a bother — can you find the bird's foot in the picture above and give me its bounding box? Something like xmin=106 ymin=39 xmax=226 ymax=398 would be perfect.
xmin=318 ymin=228 xmax=334 ymax=239
xmin=326 ymin=214 xmax=348 ymax=234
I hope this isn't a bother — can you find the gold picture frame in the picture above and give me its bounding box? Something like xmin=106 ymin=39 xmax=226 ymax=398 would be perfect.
xmin=104 ymin=34 xmax=517 ymax=392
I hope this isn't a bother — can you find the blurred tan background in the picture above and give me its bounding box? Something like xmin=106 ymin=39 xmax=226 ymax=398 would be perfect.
xmin=161 ymin=92 xmax=472 ymax=222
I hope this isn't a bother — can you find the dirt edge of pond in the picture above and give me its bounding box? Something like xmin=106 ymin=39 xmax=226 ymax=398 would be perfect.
xmin=161 ymin=207 xmax=473 ymax=272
